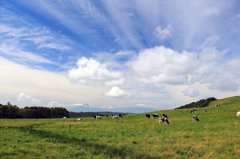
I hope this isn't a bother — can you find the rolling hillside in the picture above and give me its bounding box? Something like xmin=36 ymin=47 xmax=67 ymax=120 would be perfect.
xmin=0 ymin=96 xmax=240 ymax=158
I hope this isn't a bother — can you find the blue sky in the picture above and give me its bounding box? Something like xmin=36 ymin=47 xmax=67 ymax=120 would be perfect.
xmin=1 ymin=0 xmax=240 ymax=112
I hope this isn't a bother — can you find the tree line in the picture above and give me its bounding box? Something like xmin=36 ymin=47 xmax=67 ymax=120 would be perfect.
xmin=175 ymin=97 xmax=217 ymax=109
xmin=0 ymin=102 xmax=69 ymax=119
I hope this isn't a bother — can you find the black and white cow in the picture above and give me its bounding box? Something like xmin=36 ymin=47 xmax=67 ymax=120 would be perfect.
xmin=190 ymin=109 xmax=197 ymax=113
xmin=215 ymin=105 xmax=220 ymax=107
xmin=192 ymin=115 xmax=199 ymax=122
xmin=159 ymin=118 xmax=169 ymax=124
xmin=145 ymin=114 xmax=150 ymax=118
xmin=76 ymin=117 xmax=82 ymax=121
xmin=162 ymin=114 xmax=168 ymax=118
xmin=96 ymin=116 xmax=101 ymax=119
xmin=93 ymin=116 xmax=101 ymax=119
xmin=152 ymin=113 xmax=159 ymax=118
xmin=236 ymin=111 xmax=240 ymax=117
xmin=112 ymin=115 xmax=119 ymax=119
xmin=118 ymin=114 xmax=123 ymax=117
xmin=203 ymin=108 xmax=206 ymax=112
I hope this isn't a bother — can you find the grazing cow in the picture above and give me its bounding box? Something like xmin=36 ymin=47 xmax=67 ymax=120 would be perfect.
xmin=192 ymin=115 xmax=199 ymax=122
xmin=162 ymin=114 xmax=168 ymax=118
xmin=145 ymin=114 xmax=150 ymax=118
xmin=215 ymin=105 xmax=220 ymax=107
xmin=118 ymin=114 xmax=123 ymax=117
xmin=112 ymin=115 xmax=119 ymax=119
xmin=159 ymin=118 xmax=169 ymax=124
xmin=190 ymin=109 xmax=197 ymax=113
xmin=236 ymin=111 xmax=240 ymax=117
xmin=152 ymin=113 xmax=159 ymax=118
xmin=203 ymin=108 xmax=206 ymax=112
xmin=96 ymin=116 xmax=101 ymax=119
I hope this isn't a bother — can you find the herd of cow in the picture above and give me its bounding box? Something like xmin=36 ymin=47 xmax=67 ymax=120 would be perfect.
xmin=93 ymin=113 xmax=128 ymax=120
xmin=74 ymin=104 xmax=240 ymax=122
xmin=145 ymin=104 xmax=226 ymax=124
xmin=145 ymin=113 xmax=169 ymax=124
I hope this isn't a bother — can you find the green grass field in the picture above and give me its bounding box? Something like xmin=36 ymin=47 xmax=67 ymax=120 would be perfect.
xmin=1 ymin=96 xmax=240 ymax=159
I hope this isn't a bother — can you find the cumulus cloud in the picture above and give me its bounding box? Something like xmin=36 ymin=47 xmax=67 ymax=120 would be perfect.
xmin=47 ymin=101 xmax=59 ymax=107
xmin=208 ymin=77 xmax=239 ymax=92
xmin=191 ymin=71 xmax=239 ymax=92
xmin=127 ymin=45 xmax=238 ymax=92
xmin=199 ymin=48 xmax=224 ymax=62
xmin=154 ymin=24 xmax=173 ymax=40
xmin=127 ymin=46 xmax=198 ymax=85
xmin=68 ymin=57 xmax=123 ymax=85
xmin=105 ymin=78 xmax=125 ymax=86
xmin=224 ymin=59 xmax=240 ymax=70
xmin=17 ymin=92 xmax=41 ymax=104
xmin=128 ymin=46 xmax=198 ymax=76
xmin=182 ymin=87 xmax=199 ymax=97
xmin=104 ymin=86 xmax=127 ymax=97
xmin=139 ymin=75 xmax=188 ymax=85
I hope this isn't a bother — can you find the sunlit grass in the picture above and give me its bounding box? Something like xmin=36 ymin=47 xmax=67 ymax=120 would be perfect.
xmin=1 ymin=96 xmax=240 ymax=158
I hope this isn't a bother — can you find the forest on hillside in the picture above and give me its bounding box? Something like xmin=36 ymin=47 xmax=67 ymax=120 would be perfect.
xmin=175 ymin=97 xmax=217 ymax=109
xmin=0 ymin=102 xmax=69 ymax=119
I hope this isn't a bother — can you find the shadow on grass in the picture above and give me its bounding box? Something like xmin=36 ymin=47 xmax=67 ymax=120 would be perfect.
xmin=13 ymin=125 xmax=154 ymax=159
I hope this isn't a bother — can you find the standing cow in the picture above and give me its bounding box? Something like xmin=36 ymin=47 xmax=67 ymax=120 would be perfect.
xmin=162 ymin=114 xmax=168 ymax=118
xmin=236 ymin=111 xmax=240 ymax=117
xmin=152 ymin=113 xmax=159 ymax=119
xmin=159 ymin=118 xmax=169 ymax=124
xmin=145 ymin=114 xmax=150 ymax=118
xmin=192 ymin=115 xmax=199 ymax=122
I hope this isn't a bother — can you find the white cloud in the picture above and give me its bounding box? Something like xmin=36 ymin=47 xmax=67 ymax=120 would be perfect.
xmin=128 ymin=46 xmax=198 ymax=76
xmin=199 ymin=48 xmax=225 ymax=62
xmin=191 ymin=71 xmax=239 ymax=92
xmin=38 ymin=43 xmax=70 ymax=51
xmin=128 ymin=46 xmax=198 ymax=85
xmin=135 ymin=104 xmax=152 ymax=107
xmin=68 ymin=57 xmax=123 ymax=85
xmin=0 ymin=44 xmax=52 ymax=64
xmin=105 ymin=78 xmax=125 ymax=86
xmin=104 ymin=86 xmax=127 ymax=97
xmin=208 ymin=77 xmax=239 ymax=92
xmin=128 ymin=45 xmax=238 ymax=92
xmin=139 ymin=75 xmax=188 ymax=85
xmin=224 ymin=59 xmax=240 ymax=70
xmin=154 ymin=24 xmax=172 ymax=40
xmin=47 ymin=101 xmax=59 ymax=107
xmin=182 ymin=87 xmax=199 ymax=97
xmin=17 ymin=92 xmax=41 ymax=104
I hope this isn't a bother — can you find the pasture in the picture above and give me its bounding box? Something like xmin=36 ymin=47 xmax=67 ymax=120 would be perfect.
xmin=1 ymin=96 xmax=240 ymax=158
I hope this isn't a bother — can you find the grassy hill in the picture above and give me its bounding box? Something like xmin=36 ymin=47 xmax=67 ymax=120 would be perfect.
xmin=0 ymin=96 xmax=240 ymax=158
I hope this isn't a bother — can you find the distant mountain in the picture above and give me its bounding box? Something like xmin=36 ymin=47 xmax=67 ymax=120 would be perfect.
xmin=67 ymin=106 xmax=157 ymax=114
